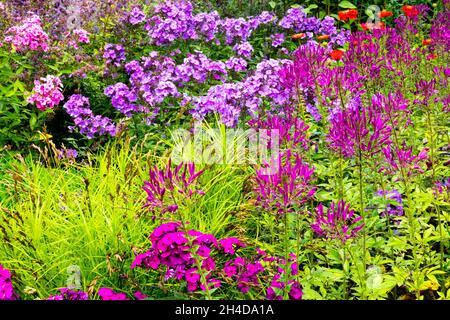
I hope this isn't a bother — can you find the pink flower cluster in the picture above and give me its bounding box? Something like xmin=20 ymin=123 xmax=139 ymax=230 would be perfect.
xmin=0 ymin=264 xmax=16 ymax=300
xmin=98 ymin=288 xmax=129 ymax=300
xmin=131 ymin=222 xmax=222 ymax=292
xmin=27 ymin=75 xmax=64 ymax=111
xmin=4 ymin=14 xmax=49 ymax=52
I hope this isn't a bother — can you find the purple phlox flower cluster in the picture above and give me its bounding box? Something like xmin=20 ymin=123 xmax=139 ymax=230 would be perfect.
xmin=271 ymin=33 xmax=285 ymax=47
xmin=188 ymin=82 xmax=244 ymax=127
xmin=103 ymin=44 xmax=126 ymax=67
xmin=0 ymin=264 xmax=17 ymax=300
xmin=47 ymin=288 xmax=88 ymax=300
xmin=327 ymin=103 xmax=392 ymax=158
xmin=98 ymin=288 xmax=129 ymax=300
xmin=145 ymin=1 xmax=198 ymax=45
xmin=190 ymin=58 xmax=293 ymax=124
xmin=279 ymin=7 xmax=349 ymax=47
xmin=225 ymin=57 xmax=248 ymax=72
xmin=58 ymin=148 xmax=78 ymax=163
xmin=123 ymin=52 xmax=178 ymax=115
xmin=131 ymin=222 xmax=220 ymax=292
xmin=63 ymin=94 xmax=117 ymax=139
xmin=104 ymin=83 xmax=144 ymax=117
xmin=263 ymin=253 xmax=302 ymax=300
xmin=142 ymin=160 xmax=205 ymax=215
xmin=223 ymin=257 xmax=264 ymax=293
xmin=376 ymin=189 xmax=404 ymax=221
xmin=127 ymin=7 xmax=146 ymax=25
xmin=248 ymin=114 xmax=309 ymax=151
xmin=27 ymin=75 xmax=64 ymax=111
xmin=381 ymin=145 xmax=428 ymax=176
xmin=311 ymin=200 xmax=364 ymax=243
xmin=4 ymin=13 xmax=49 ymax=52
xmin=233 ymin=42 xmax=254 ymax=59
xmin=176 ymin=51 xmax=228 ymax=84
xmin=255 ymin=150 xmax=316 ymax=212
xmin=193 ymin=11 xmax=221 ymax=42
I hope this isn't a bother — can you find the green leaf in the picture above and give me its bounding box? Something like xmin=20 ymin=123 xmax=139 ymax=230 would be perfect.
xmin=339 ymin=1 xmax=357 ymax=9
xmin=269 ymin=1 xmax=276 ymax=9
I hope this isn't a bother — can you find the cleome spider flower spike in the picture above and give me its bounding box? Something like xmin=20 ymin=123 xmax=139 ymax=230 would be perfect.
xmin=327 ymin=103 xmax=392 ymax=158
xmin=248 ymin=114 xmax=310 ymax=151
xmin=255 ymin=150 xmax=316 ymax=212
xmin=311 ymin=200 xmax=364 ymax=243
xmin=381 ymin=145 xmax=429 ymax=176
xmin=143 ymin=160 xmax=205 ymax=214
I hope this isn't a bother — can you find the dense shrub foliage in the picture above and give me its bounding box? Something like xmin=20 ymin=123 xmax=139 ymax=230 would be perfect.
xmin=0 ymin=0 xmax=449 ymax=300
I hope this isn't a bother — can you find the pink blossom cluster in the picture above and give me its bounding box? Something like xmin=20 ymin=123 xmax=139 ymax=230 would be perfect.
xmin=27 ymin=75 xmax=64 ymax=111
xmin=4 ymin=14 xmax=49 ymax=52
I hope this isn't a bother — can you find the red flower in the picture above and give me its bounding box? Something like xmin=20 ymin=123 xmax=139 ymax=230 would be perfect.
xmin=422 ymin=39 xmax=433 ymax=46
xmin=338 ymin=9 xmax=358 ymax=22
xmin=329 ymin=50 xmax=344 ymax=61
xmin=347 ymin=9 xmax=358 ymax=20
xmin=427 ymin=53 xmax=437 ymax=60
xmin=317 ymin=34 xmax=330 ymax=41
xmin=402 ymin=5 xmax=419 ymax=17
xmin=361 ymin=23 xmax=371 ymax=31
xmin=291 ymin=33 xmax=306 ymax=40
xmin=379 ymin=10 xmax=393 ymax=18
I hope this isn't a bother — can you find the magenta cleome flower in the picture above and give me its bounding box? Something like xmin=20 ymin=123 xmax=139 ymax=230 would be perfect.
xmin=143 ymin=161 xmax=205 ymax=215
xmin=255 ymin=150 xmax=316 ymax=212
xmin=311 ymin=200 xmax=363 ymax=243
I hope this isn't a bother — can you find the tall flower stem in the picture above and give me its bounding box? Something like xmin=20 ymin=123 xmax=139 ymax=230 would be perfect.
xmin=171 ymin=191 xmax=213 ymax=300
xmin=425 ymin=109 xmax=445 ymax=267
xmin=283 ymin=209 xmax=290 ymax=299
xmin=357 ymin=147 xmax=367 ymax=299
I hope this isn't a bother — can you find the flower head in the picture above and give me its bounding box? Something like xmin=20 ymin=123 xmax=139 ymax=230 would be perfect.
xmin=311 ymin=200 xmax=363 ymax=243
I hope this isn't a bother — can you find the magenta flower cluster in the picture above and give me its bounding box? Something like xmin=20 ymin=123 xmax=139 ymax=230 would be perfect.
xmin=131 ymin=222 xmax=221 ymax=292
xmin=27 ymin=75 xmax=64 ymax=111
xmin=4 ymin=14 xmax=49 ymax=52
xmin=0 ymin=264 xmax=16 ymax=300
xmin=47 ymin=288 xmax=88 ymax=300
